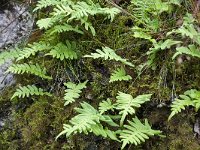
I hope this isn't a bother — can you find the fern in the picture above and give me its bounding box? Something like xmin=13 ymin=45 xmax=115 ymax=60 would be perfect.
xmin=148 ymin=39 xmax=182 ymax=55
xmin=0 ymin=48 xmax=21 ymax=65
xmin=36 ymin=18 xmax=56 ymax=30
xmin=132 ymin=26 xmax=156 ymax=43
xmin=90 ymin=123 xmax=119 ymax=141
xmin=64 ymin=81 xmax=87 ymax=106
xmin=99 ymin=99 xmax=115 ymax=114
xmin=35 ymin=0 xmax=120 ymax=35
xmin=33 ymin=0 xmax=60 ymax=11
xmin=167 ymin=14 xmax=200 ymax=45
xmin=169 ymin=89 xmax=200 ymax=120
xmin=46 ymin=41 xmax=77 ymax=60
xmin=11 ymin=85 xmax=52 ymax=99
xmin=56 ymin=102 xmax=118 ymax=139
xmin=84 ymin=47 xmax=134 ymax=67
xmin=6 ymin=63 xmax=52 ymax=79
xmin=17 ymin=42 xmax=51 ymax=61
xmin=131 ymin=0 xmax=179 ymax=31
xmin=172 ymin=45 xmax=200 ymax=59
xmin=50 ymin=24 xmax=83 ymax=35
xmin=147 ymin=39 xmax=182 ymax=66
xmin=115 ymin=92 xmax=152 ymax=126
xmin=110 ymin=67 xmax=132 ymax=83
xmin=119 ymin=117 xmax=162 ymax=149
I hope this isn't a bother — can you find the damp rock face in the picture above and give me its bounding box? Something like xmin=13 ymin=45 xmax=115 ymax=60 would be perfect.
xmin=0 ymin=1 xmax=34 ymax=92
xmin=0 ymin=2 xmax=33 ymax=49
xmin=0 ymin=1 xmax=34 ymax=130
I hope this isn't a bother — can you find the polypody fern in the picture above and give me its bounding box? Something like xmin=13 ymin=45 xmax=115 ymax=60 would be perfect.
xmin=6 ymin=63 xmax=52 ymax=80
xmin=119 ymin=117 xmax=162 ymax=149
xmin=116 ymin=92 xmax=152 ymax=126
xmin=11 ymin=85 xmax=52 ymax=99
xmin=169 ymin=89 xmax=200 ymax=120
xmin=84 ymin=47 xmax=134 ymax=67
xmin=64 ymin=81 xmax=88 ymax=106
xmin=110 ymin=67 xmax=132 ymax=83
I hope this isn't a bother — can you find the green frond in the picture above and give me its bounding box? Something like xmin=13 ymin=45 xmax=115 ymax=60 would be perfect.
xmin=172 ymin=45 xmax=200 ymax=59
xmin=167 ymin=13 xmax=200 ymax=45
xmin=132 ymin=26 xmax=156 ymax=43
xmin=110 ymin=67 xmax=132 ymax=83
xmin=116 ymin=92 xmax=152 ymax=126
xmin=147 ymin=39 xmax=181 ymax=66
xmin=56 ymin=102 xmax=118 ymax=139
xmin=6 ymin=63 xmax=52 ymax=79
xmin=35 ymin=0 xmax=120 ymax=34
xmin=46 ymin=41 xmax=77 ymax=60
xmin=33 ymin=0 xmax=60 ymax=11
xmin=90 ymin=123 xmax=119 ymax=141
xmin=50 ymin=24 xmax=83 ymax=35
xmin=64 ymin=81 xmax=87 ymax=106
xmin=36 ymin=18 xmax=55 ymax=30
xmin=99 ymin=7 xmax=121 ymax=22
xmin=84 ymin=47 xmax=134 ymax=67
xmin=0 ymin=48 xmax=21 ymax=65
xmin=17 ymin=42 xmax=51 ymax=61
xmin=148 ymin=39 xmax=182 ymax=55
xmin=119 ymin=117 xmax=162 ymax=149
xmin=169 ymin=89 xmax=200 ymax=120
xmin=11 ymin=85 xmax=52 ymax=99
xmin=99 ymin=99 xmax=115 ymax=114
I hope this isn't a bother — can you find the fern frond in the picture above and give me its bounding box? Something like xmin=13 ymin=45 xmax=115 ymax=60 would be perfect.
xmin=110 ymin=67 xmax=132 ymax=83
xmin=132 ymin=26 xmax=156 ymax=43
xmin=167 ymin=13 xmax=200 ymax=45
xmin=185 ymin=89 xmax=200 ymax=111
xmin=46 ymin=41 xmax=77 ymax=60
xmin=169 ymin=92 xmax=195 ymax=120
xmin=17 ymin=42 xmax=51 ymax=61
xmin=33 ymin=0 xmax=60 ymax=11
xmin=169 ymin=89 xmax=200 ymax=120
xmin=116 ymin=92 xmax=152 ymax=126
xmin=172 ymin=45 xmax=200 ymax=59
xmin=99 ymin=99 xmax=115 ymax=114
xmin=90 ymin=123 xmax=119 ymax=141
xmin=36 ymin=0 xmax=120 ymax=34
xmin=36 ymin=18 xmax=55 ymax=30
xmin=0 ymin=48 xmax=21 ymax=65
xmin=6 ymin=63 xmax=52 ymax=79
xmin=99 ymin=7 xmax=121 ymax=22
xmin=56 ymin=102 xmax=118 ymax=139
xmin=11 ymin=85 xmax=52 ymax=99
xmin=50 ymin=24 xmax=83 ymax=35
xmin=84 ymin=47 xmax=134 ymax=67
xmin=148 ymin=39 xmax=182 ymax=55
xmin=64 ymin=81 xmax=87 ymax=106
xmin=119 ymin=117 xmax=162 ymax=149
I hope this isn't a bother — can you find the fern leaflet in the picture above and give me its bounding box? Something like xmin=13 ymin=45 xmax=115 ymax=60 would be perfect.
xmin=119 ymin=117 xmax=162 ymax=149
xmin=172 ymin=45 xmax=200 ymax=59
xmin=56 ymin=102 xmax=118 ymax=139
xmin=46 ymin=41 xmax=77 ymax=60
xmin=0 ymin=48 xmax=21 ymax=65
xmin=64 ymin=81 xmax=87 ymax=106
xmin=116 ymin=92 xmax=152 ymax=126
xmin=17 ymin=42 xmax=51 ymax=61
xmin=169 ymin=89 xmax=200 ymax=120
xmin=99 ymin=99 xmax=115 ymax=114
xmin=11 ymin=85 xmax=52 ymax=99
xmin=84 ymin=47 xmax=134 ymax=67
xmin=6 ymin=63 xmax=52 ymax=79
xmin=33 ymin=0 xmax=60 ymax=11
xmin=110 ymin=67 xmax=132 ymax=83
